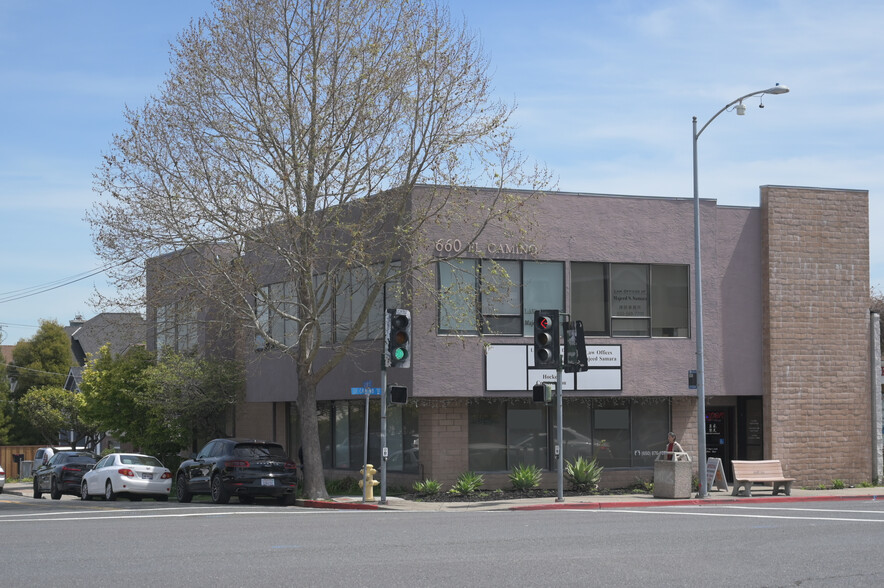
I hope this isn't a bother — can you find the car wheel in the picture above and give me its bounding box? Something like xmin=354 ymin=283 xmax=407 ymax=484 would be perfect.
xmin=33 ymin=479 xmax=42 ymax=499
xmin=81 ymin=481 xmax=92 ymax=501
xmin=105 ymin=481 xmax=117 ymax=501
xmin=210 ymin=475 xmax=230 ymax=504
xmin=50 ymin=478 xmax=62 ymax=500
xmin=176 ymin=473 xmax=192 ymax=503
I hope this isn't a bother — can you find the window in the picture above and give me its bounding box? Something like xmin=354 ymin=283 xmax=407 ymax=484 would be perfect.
xmin=481 ymin=260 xmax=521 ymax=334
xmin=155 ymin=303 xmax=198 ymax=354
xmin=468 ymin=398 xmax=671 ymax=471
xmin=522 ymin=262 xmax=565 ymax=336
xmin=611 ymin=264 xmax=650 ymax=337
xmin=650 ymin=265 xmax=689 ymax=337
xmin=439 ymin=259 xmax=478 ymax=333
xmin=438 ymin=259 xmax=564 ymax=335
xmin=313 ymin=400 xmax=418 ymax=473
xmin=571 ymin=262 xmax=608 ymax=336
xmin=570 ymin=262 xmax=689 ymax=338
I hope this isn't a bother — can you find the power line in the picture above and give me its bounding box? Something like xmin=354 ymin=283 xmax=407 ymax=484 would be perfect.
xmin=0 ymin=258 xmax=135 ymax=304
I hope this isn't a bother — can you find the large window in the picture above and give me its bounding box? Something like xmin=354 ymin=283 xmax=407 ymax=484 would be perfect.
xmin=438 ymin=259 xmax=564 ymax=335
xmin=571 ymin=262 xmax=689 ymax=338
xmin=155 ymin=303 xmax=197 ymax=354
xmin=257 ymin=263 xmax=401 ymax=350
xmin=468 ymin=398 xmax=670 ymax=471
xmin=311 ymin=400 xmax=419 ymax=473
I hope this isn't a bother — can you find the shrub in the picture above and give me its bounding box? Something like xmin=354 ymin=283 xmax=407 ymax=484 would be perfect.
xmin=326 ymin=476 xmax=362 ymax=495
xmin=449 ymin=471 xmax=484 ymax=495
xmin=413 ymin=479 xmax=442 ymax=495
xmin=564 ymin=456 xmax=603 ymax=492
xmin=832 ymin=479 xmax=845 ymax=490
xmin=509 ymin=464 xmax=543 ymax=491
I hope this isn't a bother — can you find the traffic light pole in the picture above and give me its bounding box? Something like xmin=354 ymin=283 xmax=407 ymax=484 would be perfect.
xmin=380 ymin=363 xmax=388 ymax=505
xmin=556 ymin=364 xmax=564 ymax=503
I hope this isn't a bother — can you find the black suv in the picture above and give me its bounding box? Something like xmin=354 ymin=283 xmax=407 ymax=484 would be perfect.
xmin=176 ymin=439 xmax=298 ymax=505
xmin=33 ymin=451 xmax=98 ymax=499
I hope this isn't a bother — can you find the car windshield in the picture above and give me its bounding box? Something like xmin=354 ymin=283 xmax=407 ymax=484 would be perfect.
xmin=119 ymin=455 xmax=163 ymax=467
xmin=233 ymin=444 xmax=287 ymax=459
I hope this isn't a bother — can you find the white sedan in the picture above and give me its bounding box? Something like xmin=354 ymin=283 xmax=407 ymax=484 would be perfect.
xmin=81 ymin=453 xmax=172 ymax=501
xmin=0 ymin=464 xmax=5 ymax=492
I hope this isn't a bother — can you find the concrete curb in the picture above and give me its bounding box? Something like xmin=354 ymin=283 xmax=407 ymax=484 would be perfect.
xmin=510 ymin=494 xmax=884 ymax=511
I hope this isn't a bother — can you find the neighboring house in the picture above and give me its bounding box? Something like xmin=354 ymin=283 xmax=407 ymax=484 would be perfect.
xmin=65 ymin=312 xmax=146 ymax=366
xmin=145 ymin=184 xmax=881 ymax=490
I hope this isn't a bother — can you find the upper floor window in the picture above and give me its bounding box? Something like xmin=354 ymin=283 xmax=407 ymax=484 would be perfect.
xmin=571 ymin=262 xmax=689 ymax=338
xmin=256 ymin=263 xmax=401 ymax=350
xmin=438 ymin=259 xmax=564 ymax=335
xmin=156 ymin=303 xmax=198 ymax=354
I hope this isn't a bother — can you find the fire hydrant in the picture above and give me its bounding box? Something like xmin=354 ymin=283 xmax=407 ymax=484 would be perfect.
xmin=359 ymin=464 xmax=379 ymax=501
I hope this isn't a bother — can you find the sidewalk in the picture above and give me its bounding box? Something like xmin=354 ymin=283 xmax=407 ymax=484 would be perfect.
xmin=6 ymin=481 xmax=881 ymax=512
xmin=300 ymin=485 xmax=884 ymax=512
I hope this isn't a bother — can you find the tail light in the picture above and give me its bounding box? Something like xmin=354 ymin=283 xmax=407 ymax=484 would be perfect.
xmin=160 ymin=471 xmax=172 ymax=479
xmin=225 ymin=460 xmax=250 ymax=469
xmin=284 ymin=461 xmax=298 ymax=471
xmin=62 ymin=465 xmax=83 ymax=472
xmin=118 ymin=468 xmax=136 ymax=477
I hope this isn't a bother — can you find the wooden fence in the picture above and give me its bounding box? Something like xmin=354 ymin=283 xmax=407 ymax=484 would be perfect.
xmin=1 ymin=445 xmax=42 ymax=480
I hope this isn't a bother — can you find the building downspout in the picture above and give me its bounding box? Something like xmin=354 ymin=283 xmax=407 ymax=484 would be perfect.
xmin=870 ymin=311 xmax=882 ymax=483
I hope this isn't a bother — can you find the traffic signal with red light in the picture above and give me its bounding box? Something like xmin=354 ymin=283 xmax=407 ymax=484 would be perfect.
xmin=533 ymin=309 xmax=560 ymax=368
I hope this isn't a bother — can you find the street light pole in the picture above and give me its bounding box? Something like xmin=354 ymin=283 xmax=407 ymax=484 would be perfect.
xmin=692 ymin=84 xmax=789 ymax=498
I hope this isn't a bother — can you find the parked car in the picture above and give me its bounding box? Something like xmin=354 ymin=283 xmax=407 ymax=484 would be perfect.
xmin=0 ymin=464 xmax=5 ymax=493
xmin=33 ymin=447 xmax=56 ymax=469
xmin=81 ymin=453 xmax=172 ymax=502
xmin=176 ymin=439 xmax=298 ymax=505
xmin=33 ymin=451 xmax=98 ymax=499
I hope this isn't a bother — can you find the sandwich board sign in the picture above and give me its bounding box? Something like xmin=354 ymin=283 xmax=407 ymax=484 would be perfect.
xmin=706 ymin=457 xmax=729 ymax=492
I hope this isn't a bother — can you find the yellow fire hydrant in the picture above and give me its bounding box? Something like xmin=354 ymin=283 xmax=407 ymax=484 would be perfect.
xmin=359 ymin=464 xmax=379 ymax=501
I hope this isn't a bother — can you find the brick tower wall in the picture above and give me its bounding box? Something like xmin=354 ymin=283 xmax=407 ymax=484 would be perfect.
xmin=761 ymin=186 xmax=871 ymax=486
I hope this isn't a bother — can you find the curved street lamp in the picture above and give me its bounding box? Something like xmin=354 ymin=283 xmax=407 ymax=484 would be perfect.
xmin=692 ymin=84 xmax=790 ymax=498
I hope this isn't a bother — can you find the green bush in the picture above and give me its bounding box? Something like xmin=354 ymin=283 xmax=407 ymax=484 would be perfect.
xmin=326 ymin=476 xmax=362 ymax=495
xmin=413 ymin=479 xmax=442 ymax=495
xmin=832 ymin=479 xmax=845 ymax=490
xmin=449 ymin=471 xmax=484 ymax=495
xmin=564 ymin=456 xmax=602 ymax=492
xmin=509 ymin=464 xmax=542 ymax=491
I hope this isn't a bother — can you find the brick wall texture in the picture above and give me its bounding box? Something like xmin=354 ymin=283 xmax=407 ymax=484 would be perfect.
xmin=761 ymin=186 xmax=871 ymax=486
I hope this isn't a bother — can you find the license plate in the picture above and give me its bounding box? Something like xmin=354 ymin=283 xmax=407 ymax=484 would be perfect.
xmin=261 ymin=478 xmax=274 ymax=487
xmin=141 ymin=473 xmax=153 ymax=480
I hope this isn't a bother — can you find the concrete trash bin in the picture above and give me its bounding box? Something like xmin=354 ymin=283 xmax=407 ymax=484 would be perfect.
xmin=653 ymin=458 xmax=692 ymax=499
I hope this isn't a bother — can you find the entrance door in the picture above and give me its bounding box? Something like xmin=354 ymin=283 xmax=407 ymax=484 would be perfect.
xmin=705 ymin=408 xmax=733 ymax=481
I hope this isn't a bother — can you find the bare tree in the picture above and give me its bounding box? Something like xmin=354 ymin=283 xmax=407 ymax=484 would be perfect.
xmin=88 ymin=0 xmax=549 ymax=499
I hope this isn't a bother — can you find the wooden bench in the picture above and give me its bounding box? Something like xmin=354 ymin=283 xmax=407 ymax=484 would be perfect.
xmin=731 ymin=460 xmax=795 ymax=497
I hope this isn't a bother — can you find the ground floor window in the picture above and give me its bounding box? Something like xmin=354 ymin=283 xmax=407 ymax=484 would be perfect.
xmin=298 ymin=400 xmax=419 ymax=474
xmin=468 ymin=397 xmax=670 ymax=471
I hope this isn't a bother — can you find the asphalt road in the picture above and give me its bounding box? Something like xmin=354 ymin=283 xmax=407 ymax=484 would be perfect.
xmin=3 ymin=491 xmax=884 ymax=586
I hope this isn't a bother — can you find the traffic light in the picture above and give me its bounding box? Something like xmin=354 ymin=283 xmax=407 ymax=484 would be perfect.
xmin=533 ymin=309 xmax=560 ymax=368
xmin=385 ymin=309 xmax=412 ymax=368
xmin=532 ymin=382 xmax=553 ymax=403
xmin=563 ymin=320 xmax=588 ymax=373
xmin=389 ymin=385 xmax=408 ymax=404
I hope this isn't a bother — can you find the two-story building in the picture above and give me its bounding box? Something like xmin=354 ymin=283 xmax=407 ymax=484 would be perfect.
xmin=147 ymin=184 xmax=881 ymax=490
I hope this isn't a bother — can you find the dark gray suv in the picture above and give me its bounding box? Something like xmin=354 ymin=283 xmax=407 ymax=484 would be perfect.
xmin=176 ymin=439 xmax=298 ymax=505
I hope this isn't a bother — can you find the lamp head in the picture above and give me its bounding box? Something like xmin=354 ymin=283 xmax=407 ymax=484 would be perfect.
xmin=736 ymin=102 xmax=747 ymax=115
xmin=764 ymin=83 xmax=790 ymax=95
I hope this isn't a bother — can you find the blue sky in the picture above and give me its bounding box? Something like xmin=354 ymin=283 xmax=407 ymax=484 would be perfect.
xmin=1 ymin=0 xmax=882 ymax=344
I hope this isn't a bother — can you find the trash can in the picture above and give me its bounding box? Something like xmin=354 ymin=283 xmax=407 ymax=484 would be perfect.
xmin=653 ymin=454 xmax=692 ymax=499
xmin=21 ymin=460 xmax=33 ymax=478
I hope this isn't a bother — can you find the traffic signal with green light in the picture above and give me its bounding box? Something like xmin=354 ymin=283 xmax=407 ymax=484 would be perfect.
xmin=385 ymin=309 xmax=412 ymax=368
